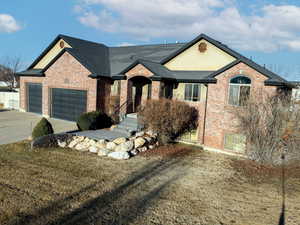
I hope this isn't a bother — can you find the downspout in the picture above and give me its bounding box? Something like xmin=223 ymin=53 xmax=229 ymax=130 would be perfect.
xmin=202 ymin=84 xmax=209 ymax=145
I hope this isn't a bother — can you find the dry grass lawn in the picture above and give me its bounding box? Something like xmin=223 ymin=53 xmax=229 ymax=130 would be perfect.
xmin=0 ymin=142 xmax=300 ymax=225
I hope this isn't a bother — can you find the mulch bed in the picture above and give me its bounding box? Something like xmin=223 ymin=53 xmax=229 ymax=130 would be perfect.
xmin=139 ymin=144 xmax=201 ymax=158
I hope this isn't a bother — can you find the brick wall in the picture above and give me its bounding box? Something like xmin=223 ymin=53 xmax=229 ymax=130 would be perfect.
xmin=19 ymin=51 xmax=102 ymax=117
xmin=204 ymin=62 xmax=277 ymax=151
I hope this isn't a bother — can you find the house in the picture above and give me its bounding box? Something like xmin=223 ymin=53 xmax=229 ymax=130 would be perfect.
xmin=17 ymin=33 xmax=292 ymax=154
xmin=0 ymin=65 xmax=8 ymax=87
xmin=291 ymin=81 xmax=300 ymax=101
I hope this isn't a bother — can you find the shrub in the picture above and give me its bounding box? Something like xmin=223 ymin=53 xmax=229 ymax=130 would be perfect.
xmin=105 ymin=95 xmax=120 ymax=123
xmin=235 ymin=90 xmax=300 ymax=165
xmin=32 ymin=118 xmax=54 ymax=140
xmin=77 ymin=111 xmax=113 ymax=131
xmin=138 ymin=99 xmax=198 ymax=144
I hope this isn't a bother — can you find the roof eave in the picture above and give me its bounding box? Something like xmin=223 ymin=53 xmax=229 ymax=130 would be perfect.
xmin=88 ymin=74 xmax=126 ymax=80
xmin=175 ymin=78 xmax=217 ymax=83
xmin=16 ymin=73 xmax=45 ymax=77
xmin=264 ymin=80 xmax=294 ymax=88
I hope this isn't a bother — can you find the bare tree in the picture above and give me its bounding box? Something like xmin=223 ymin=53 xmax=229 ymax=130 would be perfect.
xmin=0 ymin=57 xmax=21 ymax=90
xmin=235 ymin=90 xmax=300 ymax=165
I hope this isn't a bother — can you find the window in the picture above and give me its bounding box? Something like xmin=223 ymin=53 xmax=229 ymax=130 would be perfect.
xmin=224 ymin=133 xmax=246 ymax=152
xmin=228 ymin=76 xmax=251 ymax=106
xmin=184 ymin=83 xmax=201 ymax=102
xmin=111 ymin=81 xmax=121 ymax=96
xmin=180 ymin=129 xmax=198 ymax=142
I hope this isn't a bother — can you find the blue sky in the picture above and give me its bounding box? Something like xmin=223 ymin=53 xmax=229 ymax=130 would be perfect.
xmin=1 ymin=0 xmax=300 ymax=81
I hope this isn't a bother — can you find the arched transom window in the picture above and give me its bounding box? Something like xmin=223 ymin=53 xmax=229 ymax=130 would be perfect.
xmin=228 ymin=76 xmax=251 ymax=106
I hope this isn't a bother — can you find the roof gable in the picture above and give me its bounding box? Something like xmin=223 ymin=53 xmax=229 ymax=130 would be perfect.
xmin=164 ymin=38 xmax=236 ymax=71
xmin=29 ymin=36 xmax=72 ymax=70
xmin=160 ymin=34 xmax=243 ymax=65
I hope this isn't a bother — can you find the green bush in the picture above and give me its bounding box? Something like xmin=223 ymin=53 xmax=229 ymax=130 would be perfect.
xmin=32 ymin=118 xmax=54 ymax=140
xmin=77 ymin=111 xmax=113 ymax=131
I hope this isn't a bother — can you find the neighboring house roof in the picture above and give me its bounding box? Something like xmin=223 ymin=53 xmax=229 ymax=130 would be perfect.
xmin=17 ymin=33 xmax=291 ymax=87
xmin=290 ymin=81 xmax=300 ymax=87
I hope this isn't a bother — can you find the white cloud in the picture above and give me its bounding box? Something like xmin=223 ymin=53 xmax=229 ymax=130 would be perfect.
xmin=0 ymin=14 xmax=21 ymax=33
xmin=75 ymin=0 xmax=300 ymax=52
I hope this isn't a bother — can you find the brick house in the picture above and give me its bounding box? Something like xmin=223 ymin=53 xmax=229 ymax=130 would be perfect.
xmin=18 ymin=33 xmax=293 ymax=153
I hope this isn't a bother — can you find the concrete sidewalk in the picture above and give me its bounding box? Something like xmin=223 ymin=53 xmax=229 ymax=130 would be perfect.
xmin=0 ymin=110 xmax=77 ymax=145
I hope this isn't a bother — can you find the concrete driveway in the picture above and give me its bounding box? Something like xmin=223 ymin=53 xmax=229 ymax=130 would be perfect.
xmin=0 ymin=110 xmax=77 ymax=145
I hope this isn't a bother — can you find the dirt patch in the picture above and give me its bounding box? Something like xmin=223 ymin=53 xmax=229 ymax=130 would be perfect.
xmin=139 ymin=143 xmax=201 ymax=158
xmin=229 ymin=158 xmax=300 ymax=184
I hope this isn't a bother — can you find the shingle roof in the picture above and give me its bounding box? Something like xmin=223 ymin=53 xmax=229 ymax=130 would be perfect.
xmin=109 ymin=43 xmax=185 ymax=75
xmin=119 ymin=58 xmax=216 ymax=83
xmin=17 ymin=33 xmax=291 ymax=87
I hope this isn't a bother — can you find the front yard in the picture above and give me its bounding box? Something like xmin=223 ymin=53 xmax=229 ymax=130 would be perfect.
xmin=0 ymin=142 xmax=300 ymax=225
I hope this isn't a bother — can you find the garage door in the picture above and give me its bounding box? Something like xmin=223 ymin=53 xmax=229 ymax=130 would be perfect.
xmin=51 ymin=88 xmax=87 ymax=121
xmin=27 ymin=83 xmax=42 ymax=114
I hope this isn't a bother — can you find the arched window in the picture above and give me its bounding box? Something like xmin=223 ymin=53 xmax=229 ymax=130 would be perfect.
xmin=228 ymin=76 xmax=251 ymax=106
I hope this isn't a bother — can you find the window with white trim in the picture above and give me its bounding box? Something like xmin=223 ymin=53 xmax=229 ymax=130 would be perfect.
xmin=224 ymin=133 xmax=246 ymax=152
xmin=184 ymin=83 xmax=201 ymax=102
xmin=180 ymin=129 xmax=198 ymax=142
xmin=228 ymin=76 xmax=251 ymax=106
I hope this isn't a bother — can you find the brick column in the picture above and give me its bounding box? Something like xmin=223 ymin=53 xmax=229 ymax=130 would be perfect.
xmin=43 ymin=85 xmax=50 ymax=117
xmin=151 ymin=81 xmax=161 ymax=100
xmin=120 ymin=79 xmax=133 ymax=113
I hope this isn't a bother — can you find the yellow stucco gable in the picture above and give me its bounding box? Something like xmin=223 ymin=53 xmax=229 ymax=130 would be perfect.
xmin=164 ymin=39 xmax=236 ymax=71
xmin=33 ymin=39 xmax=71 ymax=69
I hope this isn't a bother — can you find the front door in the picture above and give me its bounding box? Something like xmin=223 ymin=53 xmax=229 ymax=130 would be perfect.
xmin=133 ymin=85 xmax=143 ymax=112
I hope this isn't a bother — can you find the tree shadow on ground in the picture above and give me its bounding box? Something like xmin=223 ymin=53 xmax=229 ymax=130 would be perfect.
xmin=9 ymin=150 xmax=192 ymax=225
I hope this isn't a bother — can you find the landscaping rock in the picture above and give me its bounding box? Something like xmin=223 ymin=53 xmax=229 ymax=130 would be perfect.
xmin=134 ymin=137 xmax=146 ymax=148
xmin=75 ymin=136 xmax=85 ymax=142
xmin=31 ymin=134 xmax=58 ymax=149
xmin=98 ymin=148 xmax=110 ymax=156
xmin=146 ymin=130 xmax=157 ymax=137
xmin=108 ymin=151 xmax=130 ymax=160
xmin=96 ymin=139 xmax=107 ymax=149
xmin=75 ymin=143 xmax=89 ymax=152
xmin=135 ymin=131 xmax=145 ymax=137
xmin=130 ymin=149 xmax=139 ymax=156
xmin=68 ymin=139 xmax=79 ymax=148
xmin=89 ymin=146 xmax=99 ymax=153
xmin=115 ymin=140 xmax=134 ymax=152
xmin=58 ymin=140 xmax=67 ymax=148
xmin=113 ymin=137 xmax=127 ymax=145
xmin=138 ymin=146 xmax=148 ymax=152
xmin=88 ymin=139 xmax=97 ymax=146
xmin=106 ymin=142 xmax=117 ymax=150
xmin=144 ymin=136 xmax=153 ymax=143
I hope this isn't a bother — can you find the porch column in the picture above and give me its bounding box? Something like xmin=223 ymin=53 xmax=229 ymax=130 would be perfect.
xmin=120 ymin=80 xmax=133 ymax=113
xmin=151 ymin=81 xmax=161 ymax=100
xmin=120 ymin=80 xmax=128 ymax=109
